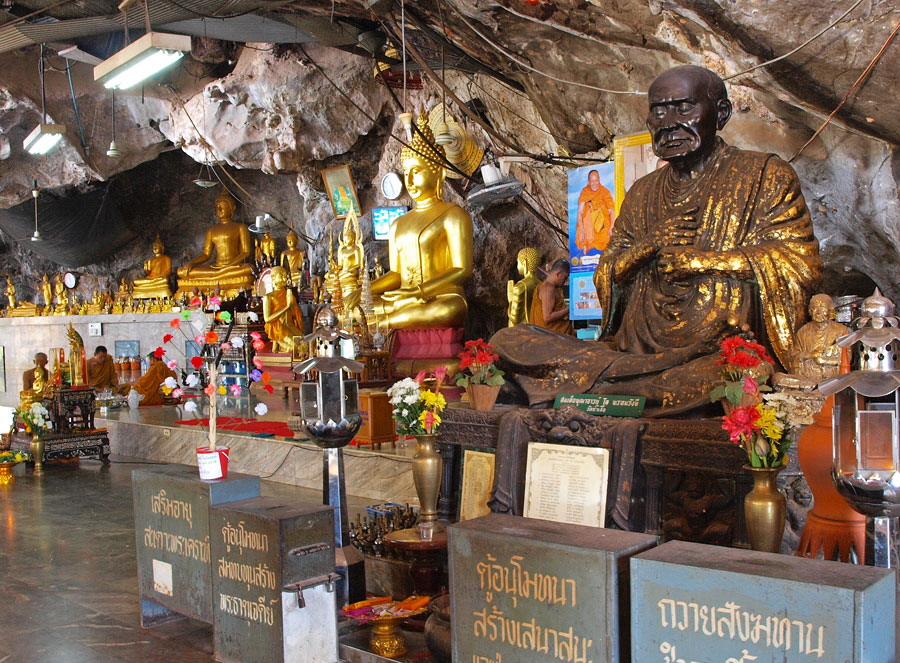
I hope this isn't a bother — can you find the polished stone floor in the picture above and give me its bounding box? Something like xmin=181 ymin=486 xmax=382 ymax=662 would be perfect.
xmin=0 ymin=456 xmax=373 ymax=662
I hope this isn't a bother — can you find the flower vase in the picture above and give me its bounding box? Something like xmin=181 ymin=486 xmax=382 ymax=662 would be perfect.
xmin=30 ymin=436 xmax=44 ymax=476
xmin=0 ymin=461 xmax=19 ymax=485
xmin=466 ymin=384 xmax=501 ymax=411
xmin=412 ymin=433 xmax=443 ymax=541
xmin=744 ymin=464 xmax=786 ymax=553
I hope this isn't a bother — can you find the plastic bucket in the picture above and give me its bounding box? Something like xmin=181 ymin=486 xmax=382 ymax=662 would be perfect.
xmin=196 ymin=447 xmax=229 ymax=481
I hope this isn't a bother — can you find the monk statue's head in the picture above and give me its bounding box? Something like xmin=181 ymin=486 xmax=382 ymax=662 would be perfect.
xmin=215 ymin=189 xmax=237 ymax=222
xmin=809 ymin=293 xmax=836 ymax=323
xmin=270 ymin=266 xmax=288 ymax=289
xmin=400 ymin=112 xmax=447 ymax=201
xmin=646 ymin=65 xmax=732 ymax=167
xmin=516 ymin=247 xmax=540 ymax=277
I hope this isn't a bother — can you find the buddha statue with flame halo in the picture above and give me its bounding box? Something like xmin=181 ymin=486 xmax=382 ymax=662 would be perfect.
xmin=337 ymin=207 xmax=365 ymax=311
xmin=132 ymin=235 xmax=173 ymax=300
xmin=176 ymin=189 xmax=254 ymax=297
xmin=371 ymin=112 xmax=473 ymax=329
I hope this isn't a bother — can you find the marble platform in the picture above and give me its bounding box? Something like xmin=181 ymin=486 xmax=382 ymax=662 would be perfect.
xmin=95 ymin=396 xmax=418 ymax=505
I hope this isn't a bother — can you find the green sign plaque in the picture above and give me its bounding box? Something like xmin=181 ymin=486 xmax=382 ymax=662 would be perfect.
xmin=553 ymin=393 xmax=645 ymax=417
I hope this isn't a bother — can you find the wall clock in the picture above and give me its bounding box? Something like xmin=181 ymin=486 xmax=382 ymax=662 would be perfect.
xmin=63 ymin=272 xmax=77 ymax=289
xmin=380 ymin=172 xmax=403 ymax=200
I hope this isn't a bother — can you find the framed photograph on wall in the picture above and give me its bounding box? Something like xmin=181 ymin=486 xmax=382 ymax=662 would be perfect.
xmin=114 ymin=340 xmax=140 ymax=359
xmin=613 ymin=131 xmax=662 ymax=213
xmin=321 ymin=165 xmax=361 ymax=219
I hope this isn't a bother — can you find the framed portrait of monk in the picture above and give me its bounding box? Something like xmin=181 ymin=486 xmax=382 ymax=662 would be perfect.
xmin=613 ymin=131 xmax=662 ymax=214
xmin=321 ymin=165 xmax=361 ymax=219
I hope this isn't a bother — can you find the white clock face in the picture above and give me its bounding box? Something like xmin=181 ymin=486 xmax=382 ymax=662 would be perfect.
xmin=63 ymin=272 xmax=76 ymax=289
xmin=381 ymin=172 xmax=403 ymax=200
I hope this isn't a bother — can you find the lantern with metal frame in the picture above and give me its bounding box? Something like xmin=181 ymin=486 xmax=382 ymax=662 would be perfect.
xmin=822 ymin=289 xmax=900 ymax=567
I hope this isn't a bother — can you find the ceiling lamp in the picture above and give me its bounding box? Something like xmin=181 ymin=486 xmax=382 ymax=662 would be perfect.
xmin=30 ymin=180 xmax=44 ymax=242
xmin=24 ymin=44 xmax=66 ymax=156
xmin=106 ymin=90 xmax=120 ymax=158
xmin=93 ymin=31 xmax=191 ymax=90
xmin=193 ymin=163 xmax=217 ymax=188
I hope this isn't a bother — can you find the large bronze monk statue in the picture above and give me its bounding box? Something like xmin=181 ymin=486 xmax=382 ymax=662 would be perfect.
xmin=492 ymin=65 xmax=822 ymax=415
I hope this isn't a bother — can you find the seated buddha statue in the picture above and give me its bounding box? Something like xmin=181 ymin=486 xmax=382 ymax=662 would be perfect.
xmin=133 ymin=235 xmax=173 ymax=300
xmin=337 ymin=208 xmax=364 ymax=311
xmin=176 ymin=189 xmax=254 ymax=298
xmin=507 ymin=247 xmax=541 ymax=326
xmin=86 ymin=289 xmax=104 ymax=315
xmin=323 ymin=233 xmax=343 ymax=312
xmin=52 ymin=274 xmax=69 ymax=316
xmin=280 ymin=230 xmax=306 ymax=287
xmin=371 ymin=113 xmax=473 ymax=329
xmin=262 ymin=266 xmax=304 ymax=353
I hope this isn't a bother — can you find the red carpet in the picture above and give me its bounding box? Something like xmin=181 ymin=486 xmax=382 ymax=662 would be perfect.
xmin=173 ymin=416 xmax=295 ymax=438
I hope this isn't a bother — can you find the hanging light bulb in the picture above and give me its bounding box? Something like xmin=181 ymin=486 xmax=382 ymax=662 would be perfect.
xmin=31 ymin=180 xmax=44 ymax=242
xmin=399 ymin=112 xmax=414 ymax=142
xmin=106 ymin=90 xmax=120 ymax=158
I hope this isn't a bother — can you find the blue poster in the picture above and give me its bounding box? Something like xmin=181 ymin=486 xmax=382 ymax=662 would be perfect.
xmin=567 ymin=162 xmax=615 ymax=321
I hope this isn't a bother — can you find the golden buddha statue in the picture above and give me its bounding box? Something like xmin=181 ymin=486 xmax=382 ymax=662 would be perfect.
xmin=507 ymin=247 xmax=541 ymax=326
xmin=323 ymin=232 xmax=343 ymax=311
xmin=176 ymin=189 xmax=255 ymax=297
xmin=337 ymin=208 xmax=364 ymax=310
xmin=86 ymin=289 xmax=103 ymax=315
xmin=40 ymin=274 xmax=52 ymax=312
xmin=371 ymin=112 xmax=473 ymax=329
xmin=280 ymin=230 xmax=306 ymax=287
xmin=262 ymin=266 xmax=304 ymax=353
xmin=133 ymin=235 xmax=173 ymax=300
xmin=115 ymin=277 xmax=130 ymax=301
xmin=372 ymin=256 xmax=384 ymax=279
xmin=258 ymin=232 xmax=277 ymax=266
xmin=5 ymin=277 xmax=16 ymax=310
xmin=53 ymin=274 xmax=69 ymax=316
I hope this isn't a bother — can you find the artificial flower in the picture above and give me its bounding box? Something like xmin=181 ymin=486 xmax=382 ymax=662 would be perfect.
xmin=153 ymin=346 xmax=166 ymax=359
xmin=166 ymin=359 xmax=178 ymax=370
xmin=185 ymin=373 xmax=201 ymax=388
xmin=163 ymin=376 xmax=178 ymax=390
xmin=184 ymin=400 xmax=198 ymax=413
xmin=205 ymin=331 xmax=219 ymax=344
xmin=190 ymin=297 xmax=202 ymax=307
xmin=231 ymin=337 xmax=244 ymax=349
xmin=208 ymin=296 xmax=221 ymax=309
xmin=218 ymin=385 xmax=227 ymax=395
xmin=722 ymin=405 xmax=760 ymax=443
xmin=254 ymin=402 xmax=268 ymax=416
xmin=172 ymin=388 xmax=184 ymax=399
xmin=250 ymin=368 xmax=262 ymax=381
xmin=217 ymin=311 xmax=232 ymax=323
xmin=163 ymin=333 xmax=174 ymax=344
xmin=454 ymin=338 xmax=505 ymax=388
xmin=169 ymin=318 xmax=181 ymax=329
xmin=229 ymin=384 xmax=242 ymax=396
xmin=220 ymin=342 xmax=232 ymax=351
xmin=262 ymin=384 xmax=274 ymax=394
xmin=190 ymin=356 xmax=204 ymax=369
xmin=180 ymin=310 xmax=193 ymax=320
xmin=248 ymin=311 xmax=259 ymax=322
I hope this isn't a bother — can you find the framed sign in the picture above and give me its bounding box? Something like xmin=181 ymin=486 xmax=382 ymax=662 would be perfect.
xmin=613 ymin=131 xmax=662 ymax=213
xmin=114 ymin=340 xmax=140 ymax=358
xmin=371 ymin=206 xmax=407 ymax=240
xmin=459 ymin=450 xmax=496 ymax=521
xmin=321 ymin=165 xmax=361 ymax=219
xmin=523 ymin=442 xmax=609 ymax=528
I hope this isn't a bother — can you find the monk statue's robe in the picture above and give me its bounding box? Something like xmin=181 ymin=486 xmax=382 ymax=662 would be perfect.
xmin=493 ymin=139 xmax=821 ymax=415
xmin=131 ymin=360 xmax=177 ymax=406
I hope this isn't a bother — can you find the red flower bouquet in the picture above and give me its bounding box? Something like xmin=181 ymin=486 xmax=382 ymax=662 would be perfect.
xmin=453 ymin=339 xmax=505 ymax=388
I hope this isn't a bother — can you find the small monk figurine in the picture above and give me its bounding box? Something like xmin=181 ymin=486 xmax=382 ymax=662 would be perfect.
xmin=133 ymin=235 xmax=173 ymax=300
xmin=176 ymin=188 xmax=254 ymax=297
xmin=507 ymin=247 xmax=541 ymax=326
xmin=793 ymin=294 xmax=849 ymax=381
xmin=371 ymin=112 xmax=474 ymax=329
xmin=262 ymin=266 xmax=304 ymax=353
xmin=337 ymin=208 xmax=364 ymax=310
xmin=22 ymin=352 xmax=49 ymax=397
xmin=280 ymin=230 xmax=306 ymax=287
xmin=40 ymin=274 xmax=52 ymax=312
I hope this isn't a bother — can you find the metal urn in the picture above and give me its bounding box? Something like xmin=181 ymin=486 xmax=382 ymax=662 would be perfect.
xmin=821 ymin=289 xmax=900 ymax=567
xmin=290 ymin=301 xmax=366 ymax=605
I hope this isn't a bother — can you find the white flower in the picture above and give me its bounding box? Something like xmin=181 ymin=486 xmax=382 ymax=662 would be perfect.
xmin=254 ymin=402 xmax=268 ymax=416
xmin=184 ymin=401 xmax=198 ymax=413
xmin=185 ymin=374 xmax=200 ymax=388
xmin=163 ymin=376 xmax=178 ymax=389
xmin=403 ymin=393 xmax=419 ymax=405
xmin=401 ymin=409 xmax=408 ymax=417
xmin=231 ymin=336 xmax=244 ymax=348
xmin=248 ymin=311 xmax=259 ymax=322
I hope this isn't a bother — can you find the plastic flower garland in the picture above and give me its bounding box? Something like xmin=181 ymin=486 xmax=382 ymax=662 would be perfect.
xmin=711 ymin=335 xmax=790 ymax=468
xmin=387 ymin=368 xmax=448 ymax=436
xmin=454 ymin=339 xmax=505 ymax=388
xmin=16 ymin=401 xmax=51 ymax=438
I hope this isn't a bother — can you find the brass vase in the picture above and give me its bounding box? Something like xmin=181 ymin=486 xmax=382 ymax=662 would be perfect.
xmin=413 ymin=433 xmax=443 ymax=541
xmin=0 ymin=462 xmax=18 ymax=485
xmin=466 ymin=384 xmax=501 ymax=411
xmin=744 ymin=464 xmax=786 ymax=553
xmin=30 ymin=435 xmax=44 ymax=476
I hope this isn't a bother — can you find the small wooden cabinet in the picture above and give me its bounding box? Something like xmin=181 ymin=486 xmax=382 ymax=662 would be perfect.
xmin=356 ymin=389 xmax=396 ymax=448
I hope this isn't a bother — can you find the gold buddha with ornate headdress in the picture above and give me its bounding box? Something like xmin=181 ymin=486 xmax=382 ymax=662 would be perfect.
xmin=371 ymin=112 xmax=473 ymax=329
xmin=176 ymin=189 xmax=254 ymax=297
xmin=133 ymin=235 xmax=173 ymax=300
xmin=280 ymin=230 xmax=306 ymax=287
xmin=337 ymin=207 xmax=365 ymax=310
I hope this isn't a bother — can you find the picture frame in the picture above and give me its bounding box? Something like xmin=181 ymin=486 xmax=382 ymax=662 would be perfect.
xmin=114 ymin=340 xmax=140 ymax=359
xmin=613 ymin=131 xmax=661 ymax=213
xmin=523 ymin=442 xmax=609 ymax=528
xmin=459 ymin=450 xmax=496 ymax=521
xmin=321 ymin=165 xmax=361 ymax=219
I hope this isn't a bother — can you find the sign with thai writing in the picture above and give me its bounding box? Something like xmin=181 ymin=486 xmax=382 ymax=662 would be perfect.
xmin=554 ymin=393 xmax=645 ymax=417
xmin=523 ymin=442 xmax=609 ymax=528
xmin=632 ymin=540 xmax=895 ymax=663
xmin=209 ymin=497 xmax=334 ymax=663
xmin=133 ymin=465 xmax=261 ymax=625
xmin=450 ymin=513 xmax=656 ymax=663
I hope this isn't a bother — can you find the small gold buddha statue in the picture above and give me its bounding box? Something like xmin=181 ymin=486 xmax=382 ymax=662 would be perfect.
xmin=337 ymin=208 xmax=364 ymax=310
xmin=372 ymin=256 xmax=385 ymax=280
xmin=371 ymin=112 xmax=474 ymax=329
xmin=115 ymin=277 xmax=130 ymax=301
xmin=323 ymin=233 xmax=343 ymax=312
xmin=40 ymin=274 xmax=52 ymax=313
xmin=5 ymin=277 xmax=16 ymax=310
xmin=176 ymin=189 xmax=255 ymax=298
xmin=258 ymin=231 xmax=277 ymax=267
xmin=262 ymin=266 xmax=304 ymax=353
xmin=86 ymin=289 xmax=104 ymax=315
xmin=507 ymin=247 xmax=541 ymax=327
xmin=133 ymin=235 xmax=173 ymax=300
xmin=280 ymin=230 xmax=306 ymax=287
xmin=53 ymin=274 xmax=69 ymax=316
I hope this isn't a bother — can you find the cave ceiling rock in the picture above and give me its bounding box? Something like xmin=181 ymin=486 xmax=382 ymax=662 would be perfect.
xmin=163 ymin=44 xmax=390 ymax=173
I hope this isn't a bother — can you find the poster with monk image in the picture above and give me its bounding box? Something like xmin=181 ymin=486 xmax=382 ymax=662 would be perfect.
xmin=567 ymin=162 xmax=614 ymax=321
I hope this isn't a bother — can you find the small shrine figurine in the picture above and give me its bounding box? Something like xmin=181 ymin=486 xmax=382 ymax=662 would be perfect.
xmin=52 ymin=274 xmax=68 ymax=315
xmin=115 ymin=277 xmax=130 ymax=301
xmin=507 ymin=247 xmax=541 ymax=327
xmin=176 ymin=188 xmax=254 ymax=298
xmin=337 ymin=208 xmax=364 ymax=310
xmin=262 ymin=266 xmax=304 ymax=353
xmin=280 ymin=230 xmax=306 ymax=287
xmin=40 ymin=274 xmax=52 ymax=312
xmin=792 ymin=294 xmax=849 ymax=381
xmin=132 ymin=235 xmax=173 ymax=300
xmin=86 ymin=289 xmax=104 ymax=315
xmin=5 ymin=277 xmax=16 ymax=309
xmin=259 ymin=231 xmax=277 ymax=267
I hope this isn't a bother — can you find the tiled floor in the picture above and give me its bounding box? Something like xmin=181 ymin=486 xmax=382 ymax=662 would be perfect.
xmin=0 ymin=456 xmax=371 ymax=662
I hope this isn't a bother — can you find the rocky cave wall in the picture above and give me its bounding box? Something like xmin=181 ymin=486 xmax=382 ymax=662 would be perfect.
xmin=0 ymin=0 xmax=897 ymax=334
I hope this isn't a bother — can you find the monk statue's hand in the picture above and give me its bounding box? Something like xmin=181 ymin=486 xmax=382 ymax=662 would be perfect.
xmin=657 ymin=246 xmax=711 ymax=280
xmin=649 ymin=209 xmax=699 ymax=250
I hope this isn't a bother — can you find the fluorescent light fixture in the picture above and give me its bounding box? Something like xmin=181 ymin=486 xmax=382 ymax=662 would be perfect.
xmin=23 ymin=123 xmax=66 ymax=155
xmin=93 ymin=32 xmax=191 ymax=90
